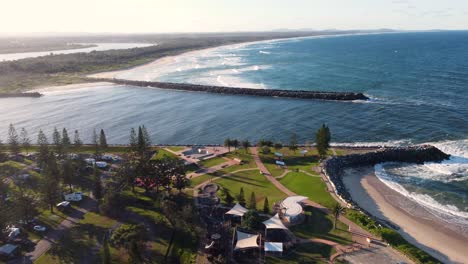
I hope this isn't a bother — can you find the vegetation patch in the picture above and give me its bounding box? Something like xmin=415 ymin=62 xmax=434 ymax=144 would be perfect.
xmin=279 ymin=172 xmax=335 ymax=208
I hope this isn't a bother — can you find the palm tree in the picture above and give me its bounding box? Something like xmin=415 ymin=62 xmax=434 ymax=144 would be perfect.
xmin=331 ymin=203 xmax=345 ymax=230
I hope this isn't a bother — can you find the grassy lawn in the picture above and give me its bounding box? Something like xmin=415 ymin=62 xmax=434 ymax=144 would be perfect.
xmin=291 ymin=206 xmax=352 ymax=245
xmin=189 ymin=173 xmax=217 ymax=188
xmin=199 ymin=156 xmax=226 ymax=168
xmin=152 ymin=148 xmax=179 ymax=160
xmin=166 ymin=146 xmax=186 ymax=152
xmin=185 ymin=163 xmax=199 ymax=174
xmin=259 ymin=147 xmax=320 ymax=177
xmin=38 ymin=208 xmax=69 ymax=228
xmin=279 ymin=172 xmax=335 ymax=209
xmin=80 ymin=212 xmax=117 ymax=228
xmin=266 ymin=242 xmax=334 ymax=264
xmin=215 ymin=170 xmax=287 ymax=209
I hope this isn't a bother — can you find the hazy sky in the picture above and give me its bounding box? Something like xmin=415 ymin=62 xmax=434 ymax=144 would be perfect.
xmin=1 ymin=0 xmax=467 ymax=33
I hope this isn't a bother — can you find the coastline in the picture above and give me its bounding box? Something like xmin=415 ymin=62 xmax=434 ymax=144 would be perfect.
xmin=87 ymin=31 xmax=401 ymax=81
xmin=342 ymin=167 xmax=468 ymax=264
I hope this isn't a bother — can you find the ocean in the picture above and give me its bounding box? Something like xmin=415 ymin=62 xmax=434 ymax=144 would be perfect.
xmin=0 ymin=31 xmax=467 ymax=223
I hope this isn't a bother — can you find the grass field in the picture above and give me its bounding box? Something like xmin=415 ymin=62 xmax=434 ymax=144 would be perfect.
xmin=166 ymin=146 xmax=186 ymax=152
xmin=259 ymin=147 xmax=320 ymax=177
xmin=215 ymin=170 xmax=287 ymax=209
xmin=291 ymin=206 xmax=352 ymax=245
xmin=152 ymin=148 xmax=179 ymax=160
xmin=189 ymin=173 xmax=217 ymax=188
xmin=279 ymin=172 xmax=335 ymax=209
xmin=266 ymin=242 xmax=334 ymax=264
xmin=199 ymin=156 xmax=226 ymax=168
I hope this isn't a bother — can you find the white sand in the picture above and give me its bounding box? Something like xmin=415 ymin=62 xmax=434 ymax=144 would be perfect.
xmin=342 ymin=167 xmax=468 ymax=264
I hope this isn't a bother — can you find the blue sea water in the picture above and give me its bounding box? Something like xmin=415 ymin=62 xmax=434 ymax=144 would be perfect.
xmin=0 ymin=31 xmax=467 ymax=222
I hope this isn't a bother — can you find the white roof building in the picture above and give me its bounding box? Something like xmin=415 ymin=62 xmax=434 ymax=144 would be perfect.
xmin=281 ymin=196 xmax=308 ymax=222
xmin=264 ymin=242 xmax=283 ymax=253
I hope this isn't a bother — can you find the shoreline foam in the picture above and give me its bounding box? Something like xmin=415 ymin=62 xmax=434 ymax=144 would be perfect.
xmin=342 ymin=167 xmax=468 ymax=263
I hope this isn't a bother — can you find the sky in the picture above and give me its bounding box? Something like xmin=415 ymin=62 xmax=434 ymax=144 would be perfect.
xmin=1 ymin=0 xmax=467 ymax=34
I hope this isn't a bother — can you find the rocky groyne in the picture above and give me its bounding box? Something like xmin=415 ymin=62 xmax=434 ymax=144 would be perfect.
xmin=90 ymin=78 xmax=369 ymax=101
xmin=323 ymin=145 xmax=450 ymax=208
xmin=0 ymin=92 xmax=42 ymax=98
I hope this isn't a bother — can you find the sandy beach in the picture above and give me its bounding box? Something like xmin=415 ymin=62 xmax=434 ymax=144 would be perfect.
xmin=342 ymin=167 xmax=468 ymax=264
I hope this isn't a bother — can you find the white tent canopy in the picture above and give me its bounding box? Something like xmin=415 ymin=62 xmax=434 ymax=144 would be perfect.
xmin=262 ymin=213 xmax=288 ymax=230
xmin=234 ymin=231 xmax=259 ymax=250
xmin=225 ymin=203 xmax=248 ymax=217
xmin=265 ymin=242 xmax=283 ymax=252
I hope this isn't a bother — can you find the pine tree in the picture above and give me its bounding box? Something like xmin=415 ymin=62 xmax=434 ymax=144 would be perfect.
xmin=241 ymin=139 xmax=251 ymax=150
xmin=73 ymin=130 xmax=83 ymax=150
xmin=263 ymin=197 xmax=270 ymax=214
xmin=93 ymin=167 xmax=103 ymax=201
xmin=232 ymin=139 xmax=239 ymax=151
xmin=102 ymin=237 xmax=111 ymax=264
xmin=61 ymin=159 xmax=74 ymax=193
xmin=249 ymin=192 xmax=257 ymax=210
xmin=224 ymin=138 xmax=231 ymax=152
xmin=129 ymin=128 xmax=137 ymax=151
xmin=99 ymin=129 xmax=108 ymax=151
xmin=289 ymin=132 xmax=298 ymax=153
xmin=141 ymin=125 xmax=151 ymax=148
xmin=61 ymin=128 xmax=71 ymax=154
xmin=92 ymin=129 xmax=101 ymax=159
xmin=8 ymin=124 xmax=20 ymax=156
xmin=20 ymin=128 xmax=31 ymax=155
xmin=316 ymin=124 xmax=331 ymax=159
xmin=41 ymin=153 xmax=60 ymax=213
xmin=52 ymin=127 xmax=62 ymax=156
xmin=37 ymin=129 xmax=49 ymax=167
xmin=237 ymin=187 xmax=246 ymax=206
xmin=222 ymin=187 xmax=234 ymax=206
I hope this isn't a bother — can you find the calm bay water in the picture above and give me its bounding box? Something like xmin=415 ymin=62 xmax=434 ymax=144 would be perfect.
xmin=0 ymin=31 xmax=467 ymax=220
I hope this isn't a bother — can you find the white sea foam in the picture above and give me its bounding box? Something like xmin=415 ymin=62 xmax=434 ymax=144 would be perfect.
xmin=373 ymin=139 xmax=468 ymax=225
xmin=259 ymin=50 xmax=271 ymax=54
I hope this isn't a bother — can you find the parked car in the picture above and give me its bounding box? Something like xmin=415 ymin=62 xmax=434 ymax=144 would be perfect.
xmin=33 ymin=225 xmax=46 ymax=232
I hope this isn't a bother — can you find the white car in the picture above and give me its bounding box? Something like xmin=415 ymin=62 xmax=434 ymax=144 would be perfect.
xmin=33 ymin=225 xmax=46 ymax=232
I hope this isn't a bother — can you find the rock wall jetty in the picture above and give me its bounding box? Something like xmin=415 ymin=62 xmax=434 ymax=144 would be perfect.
xmin=90 ymin=78 xmax=369 ymax=101
xmin=322 ymin=145 xmax=450 ymax=208
xmin=0 ymin=92 xmax=42 ymax=98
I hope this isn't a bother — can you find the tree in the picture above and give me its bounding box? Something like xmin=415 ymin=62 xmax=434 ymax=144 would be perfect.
xmin=93 ymin=167 xmax=103 ymax=201
xmin=37 ymin=129 xmax=49 ymax=167
xmin=20 ymin=128 xmax=31 ymax=155
xmin=92 ymin=129 xmax=101 ymax=159
xmin=221 ymin=187 xmax=234 ymax=206
xmin=117 ymin=155 xmax=138 ymax=192
xmin=289 ymin=133 xmax=298 ymax=153
xmin=249 ymin=192 xmax=257 ymax=210
xmin=232 ymin=139 xmax=239 ymax=151
xmin=316 ymin=124 xmax=331 ymax=159
xmin=236 ymin=187 xmax=246 ymax=206
xmin=52 ymin=127 xmax=62 ymax=156
xmin=62 ymin=128 xmax=71 ymax=155
xmin=99 ymin=129 xmax=108 ymax=151
xmin=331 ymin=203 xmax=345 ymax=230
xmin=274 ymin=142 xmax=283 ymax=151
xmin=41 ymin=154 xmax=60 ymax=213
xmin=170 ymin=159 xmax=189 ymax=193
xmin=102 ymin=237 xmax=111 ymax=264
xmin=61 ymin=158 xmax=74 ymax=193
xmin=13 ymin=186 xmax=39 ymax=223
xmin=73 ymin=130 xmax=83 ymax=150
xmin=8 ymin=124 xmax=20 ymax=156
xmin=129 ymin=240 xmax=143 ymax=263
xmin=261 ymin=145 xmax=271 ymax=154
xmin=224 ymin=138 xmax=231 ymax=152
xmin=242 ymin=210 xmax=261 ymax=231
xmin=263 ymin=197 xmax=270 ymax=214
xmin=129 ymin=128 xmax=137 ymax=151
xmin=241 ymin=139 xmax=251 ymax=150
xmin=141 ymin=125 xmax=151 ymax=148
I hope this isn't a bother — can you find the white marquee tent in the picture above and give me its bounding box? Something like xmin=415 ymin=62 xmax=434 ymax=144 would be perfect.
xmin=262 ymin=213 xmax=288 ymax=230
xmin=234 ymin=231 xmax=259 ymax=250
xmin=225 ymin=203 xmax=248 ymax=217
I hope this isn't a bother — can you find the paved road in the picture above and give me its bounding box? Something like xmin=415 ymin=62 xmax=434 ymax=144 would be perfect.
xmin=9 ymin=196 xmax=96 ymax=264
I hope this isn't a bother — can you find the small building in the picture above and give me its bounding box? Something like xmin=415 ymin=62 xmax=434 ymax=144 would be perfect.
xmin=280 ymin=196 xmax=308 ymax=223
xmin=0 ymin=244 xmax=18 ymax=258
xmin=264 ymin=242 xmax=283 ymax=256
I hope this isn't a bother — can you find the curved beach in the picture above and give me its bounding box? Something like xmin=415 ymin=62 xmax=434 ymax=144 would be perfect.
xmin=342 ymin=167 xmax=468 ymax=264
